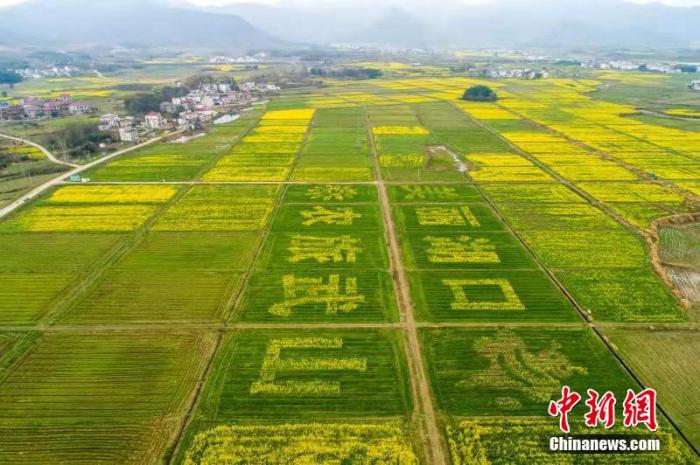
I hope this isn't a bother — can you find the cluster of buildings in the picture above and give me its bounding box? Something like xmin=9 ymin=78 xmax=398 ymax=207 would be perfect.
xmin=240 ymin=81 xmax=281 ymax=93
xmin=13 ymin=65 xmax=83 ymax=79
xmin=209 ymin=53 xmax=267 ymax=64
xmin=163 ymin=82 xmax=249 ymax=114
xmin=581 ymin=60 xmax=690 ymax=74
xmin=161 ymin=80 xmax=279 ymax=131
xmin=0 ymin=95 xmax=92 ymax=121
xmin=468 ymin=67 xmax=551 ymax=79
xmin=98 ymin=114 xmax=141 ymax=143
xmin=97 ymin=80 xmax=280 ymax=141
xmin=581 ymin=60 xmax=639 ymax=71
xmin=98 ymin=112 xmax=168 ymax=143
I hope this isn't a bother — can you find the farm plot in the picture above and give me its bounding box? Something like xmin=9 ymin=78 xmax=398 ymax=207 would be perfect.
xmin=392 ymin=203 xmax=506 ymax=233
xmin=499 ymin=130 xmax=641 ymax=182
xmin=576 ymin=181 xmax=692 ymax=229
xmin=409 ymin=270 xmax=575 ymax=322
xmin=421 ymin=327 xmax=636 ymax=416
xmin=284 ymin=183 xmax=379 ymax=203
xmin=153 ymin=184 xmax=279 ymax=231
xmin=494 ymin=80 xmax=700 ymax=205
xmin=414 ymin=101 xmax=514 ymax=155
xmin=479 ymin=183 xmax=684 ymax=321
xmin=202 ymin=109 xmax=313 ymax=181
xmin=390 ymin=186 xmax=577 ymax=322
xmin=293 ymin=106 xmax=373 ymax=182
xmin=604 ymin=327 xmax=700 ymax=451
xmin=0 ymin=331 xmax=216 ymax=465
xmin=388 ymin=184 xmax=482 ymax=203
xmin=0 ymin=331 xmax=40 ymax=370
xmin=0 ymin=184 xmax=179 ymax=233
xmin=185 ymin=329 xmax=411 ymax=421
xmin=464 ymin=152 xmax=553 ymax=182
xmin=659 ymin=222 xmax=700 ymax=268
xmin=60 ymin=232 xmax=258 ymax=324
xmin=475 ymin=115 xmax=693 ymax=226
xmin=0 ymin=233 xmax=124 ymax=324
xmin=180 ymin=422 xmax=418 ymax=465
xmin=237 ymin=184 xmax=398 ymax=323
xmin=52 ymin=185 xmax=282 ymax=324
xmin=368 ymin=104 xmax=465 ymax=182
xmin=446 ymin=418 xmax=696 ymax=465
xmin=171 ymin=328 xmax=415 ymax=464
xmin=425 ymin=84 xmax=689 ymax=318
xmin=399 ymin=231 xmax=536 ymax=270
xmin=0 ymin=142 xmax=68 ymax=209
xmin=86 ymin=115 xmax=260 ymax=181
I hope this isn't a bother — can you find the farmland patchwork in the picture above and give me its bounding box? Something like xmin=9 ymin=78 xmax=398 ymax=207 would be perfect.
xmin=0 ymin=78 xmax=698 ymax=465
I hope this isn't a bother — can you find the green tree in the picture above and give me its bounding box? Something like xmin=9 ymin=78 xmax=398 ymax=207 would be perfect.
xmin=462 ymin=85 xmax=497 ymax=102
xmin=124 ymin=86 xmax=189 ymax=115
xmin=0 ymin=70 xmax=22 ymax=88
xmin=44 ymin=123 xmax=110 ymax=159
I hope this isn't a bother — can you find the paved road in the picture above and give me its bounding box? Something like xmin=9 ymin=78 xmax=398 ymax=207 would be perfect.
xmin=0 ymin=130 xmax=184 ymax=219
xmin=0 ymin=132 xmax=79 ymax=168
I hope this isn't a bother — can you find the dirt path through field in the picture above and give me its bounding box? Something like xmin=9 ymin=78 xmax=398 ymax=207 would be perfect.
xmin=0 ymin=130 xmax=184 ymax=219
xmin=0 ymin=132 xmax=79 ymax=167
xmin=457 ymin=102 xmax=700 ymax=457
xmin=368 ymin=118 xmax=448 ymax=465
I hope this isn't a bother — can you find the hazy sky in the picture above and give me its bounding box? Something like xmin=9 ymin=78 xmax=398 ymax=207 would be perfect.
xmin=1 ymin=0 xmax=699 ymax=6
xmin=184 ymin=0 xmax=700 ymax=5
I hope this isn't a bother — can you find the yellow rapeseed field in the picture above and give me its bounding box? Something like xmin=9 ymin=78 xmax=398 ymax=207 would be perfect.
xmin=47 ymin=185 xmax=179 ymax=204
xmin=372 ymin=126 xmax=430 ymax=135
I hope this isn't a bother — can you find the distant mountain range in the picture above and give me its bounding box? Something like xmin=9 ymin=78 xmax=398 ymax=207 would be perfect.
xmin=1 ymin=0 xmax=700 ymax=52
xmin=0 ymin=0 xmax=286 ymax=53
xmin=198 ymin=0 xmax=700 ymax=50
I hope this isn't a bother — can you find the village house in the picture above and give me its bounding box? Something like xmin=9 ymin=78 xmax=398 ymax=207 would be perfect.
xmin=469 ymin=67 xmax=550 ymax=80
xmin=160 ymin=102 xmax=176 ymax=114
xmin=240 ymin=81 xmax=280 ymax=92
xmin=15 ymin=66 xmax=81 ymax=79
xmin=177 ymin=110 xmax=215 ymax=130
xmin=0 ymin=104 xmax=25 ymax=120
xmin=118 ymin=126 xmax=139 ymax=143
xmin=98 ymin=113 xmax=121 ymax=131
xmin=17 ymin=94 xmax=77 ymax=119
xmin=68 ymin=101 xmax=91 ymax=115
xmin=167 ymin=81 xmax=271 ymax=115
xmin=144 ymin=112 xmax=165 ymax=129
xmin=23 ymin=104 xmax=42 ymax=119
xmin=42 ymin=100 xmax=66 ymax=115
xmin=645 ymin=63 xmax=679 ymax=73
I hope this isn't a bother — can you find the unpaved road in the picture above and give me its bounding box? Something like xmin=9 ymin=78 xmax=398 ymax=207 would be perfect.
xmin=369 ymin=122 xmax=448 ymax=465
xmin=0 ymin=132 xmax=79 ymax=167
xmin=0 ymin=131 xmax=183 ymax=219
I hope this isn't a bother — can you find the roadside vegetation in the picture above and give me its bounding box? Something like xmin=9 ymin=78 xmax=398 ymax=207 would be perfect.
xmin=0 ymin=141 xmax=68 ymax=208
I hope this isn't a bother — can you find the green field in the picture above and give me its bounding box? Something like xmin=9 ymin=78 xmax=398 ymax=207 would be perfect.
xmin=0 ymin=73 xmax=698 ymax=464
xmin=0 ymin=141 xmax=69 ymax=208
xmin=446 ymin=418 xmax=696 ymax=464
xmin=422 ymin=327 xmax=636 ymax=416
xmin=0 ymin=331 xmax=216 ymax=465
xmin=604 ymin=327 xmax=700 ymax=449
xmin=192 ymin=329 xmax=411 ymax=420
xmin=85 ymin=112 xmax=262 ymax=181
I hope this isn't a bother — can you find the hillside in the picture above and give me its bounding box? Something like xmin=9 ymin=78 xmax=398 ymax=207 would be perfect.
xmin=208 ymin=0 xmax=700 ymax=50
xmin=0 ymin=0 xmax=286 ymax=52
